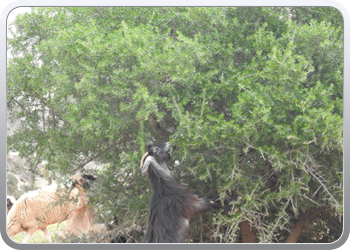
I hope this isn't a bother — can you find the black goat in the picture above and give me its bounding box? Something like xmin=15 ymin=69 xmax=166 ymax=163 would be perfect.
xmin=140 ymin=142 xmax=238 ymax=243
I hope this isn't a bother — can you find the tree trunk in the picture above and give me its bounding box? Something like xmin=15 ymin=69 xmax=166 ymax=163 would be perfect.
xmin=284 ymin=219 xmax=307 ymax=243
xmin=239 ymin=220 xmax=256 ymax=243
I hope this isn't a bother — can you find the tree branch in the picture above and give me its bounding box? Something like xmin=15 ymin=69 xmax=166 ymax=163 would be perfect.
xmin=12 ymin=98 xmax=27 ymax=112
xmin=73 ymin=144 xmax=117 ymax=172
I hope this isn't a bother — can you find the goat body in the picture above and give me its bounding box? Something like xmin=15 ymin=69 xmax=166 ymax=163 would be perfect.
xmin=140 ymin=142 xmax=236 ymax=243
xmin=7 ymin=184 xmax=78 ymax=243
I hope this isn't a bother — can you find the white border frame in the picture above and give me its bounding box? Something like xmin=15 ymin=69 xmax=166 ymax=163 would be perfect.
xmin=1 ymin=1 xmax=348 ymax=249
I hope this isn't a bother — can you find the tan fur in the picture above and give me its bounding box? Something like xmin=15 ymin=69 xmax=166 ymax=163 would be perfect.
xmin=7 ymin=183 xmax=78 ymax=243
xmin=60 ymin=172 xmax=107 ymax=240
xmin=40 ymin=168 xmax=46 ymax=176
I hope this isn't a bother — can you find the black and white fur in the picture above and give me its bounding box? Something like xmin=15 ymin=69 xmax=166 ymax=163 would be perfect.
xmin=140 ymin=142 xmax=237 ymax=243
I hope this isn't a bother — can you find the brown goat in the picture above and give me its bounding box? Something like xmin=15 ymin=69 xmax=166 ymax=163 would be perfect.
xmin=59 ymin=172 xmax=106 ymax=240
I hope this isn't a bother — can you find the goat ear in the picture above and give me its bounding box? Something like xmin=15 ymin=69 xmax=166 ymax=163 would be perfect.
xmin=82 ymin=174 xmax=97 ymax=181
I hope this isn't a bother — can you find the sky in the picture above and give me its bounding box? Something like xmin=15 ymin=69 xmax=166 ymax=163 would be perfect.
xmin=6 ymin=6 xmax=31 ymax=23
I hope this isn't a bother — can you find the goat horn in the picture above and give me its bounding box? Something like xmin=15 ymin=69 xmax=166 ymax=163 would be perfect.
xmin=140 ymin=152 xmax=149 ymax=168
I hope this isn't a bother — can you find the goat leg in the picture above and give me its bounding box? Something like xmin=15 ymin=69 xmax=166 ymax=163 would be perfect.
xmin=21 ymin=228 xmax=37 ymax=243
xmin=41 ymin=227 xmax=52 ymax=243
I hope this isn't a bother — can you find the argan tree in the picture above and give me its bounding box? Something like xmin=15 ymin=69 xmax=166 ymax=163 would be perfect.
xmin=7 ymin=7 xmax=343 ymax=243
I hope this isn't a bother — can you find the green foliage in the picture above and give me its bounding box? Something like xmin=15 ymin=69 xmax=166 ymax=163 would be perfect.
xmin=7 ymin=7 xmax=343 ymax=243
